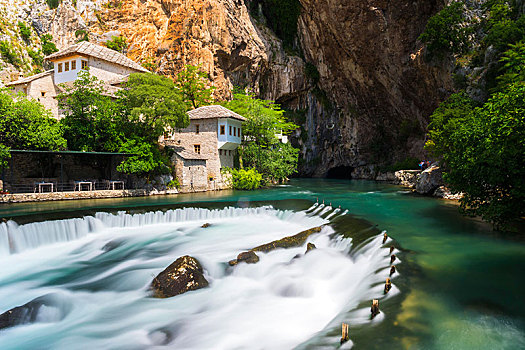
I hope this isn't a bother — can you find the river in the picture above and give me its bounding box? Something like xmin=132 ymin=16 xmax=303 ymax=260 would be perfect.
xmin=0 ymin=179 xmax=523 ymax=349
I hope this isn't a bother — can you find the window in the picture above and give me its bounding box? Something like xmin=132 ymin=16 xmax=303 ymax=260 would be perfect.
xmin=233 ymin=127 xmax=236 ymax=136
xmin=195 ymin=124 xmax=200 ymax=134
xmin=65 ymin=61 xmax=69 ymax=71
xmin=229 ymin=150 xmax=232 ymax=156
xmin=58 ymin=63 xmax=62 ymax=73
xmin=229 ymin=126 xmax=232 ymax=135
xmin=194 ymin=145 xmax=201 ymax=154
xmin=71 ymin=60 xmax=76 ymax=70
xmin=81 ymin=60 xmax=88 ymax=70
xmin=220 ymin=125 xmax=225 ymax=135
xmin=41 ymin=91 xmax=45 ymax=97
xmin=219 ymin=150 xmax=222 ymax=155
xmin=238 ymin=128 xmax=241 ymax=138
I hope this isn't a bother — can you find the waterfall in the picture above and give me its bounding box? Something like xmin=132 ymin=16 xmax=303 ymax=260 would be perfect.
xmin=0 ymin=206 xmax=334 ymax=257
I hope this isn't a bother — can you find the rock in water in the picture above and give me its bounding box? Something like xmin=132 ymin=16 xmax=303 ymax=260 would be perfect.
xmin=0 ymin=294 xmax=65 ymax=330
xmin=151 ymin=256 xmax=209 ymax=298
xmin=228 ymin=251 xmax=260 ymax=266
xmin=306 ymin=242 xmax=317 ymax=253
xmin=415 ymin=166 xmax=444 ymax=195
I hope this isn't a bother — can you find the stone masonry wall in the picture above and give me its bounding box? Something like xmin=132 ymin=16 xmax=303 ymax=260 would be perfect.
xmin=0 ymin=189 xmax=149 ymax=203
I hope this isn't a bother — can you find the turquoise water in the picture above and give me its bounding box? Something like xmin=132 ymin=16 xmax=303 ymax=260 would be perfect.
xmin=0 ymin=179 xmax=524 ymax=349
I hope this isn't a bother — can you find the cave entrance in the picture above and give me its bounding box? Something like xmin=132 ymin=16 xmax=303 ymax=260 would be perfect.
xmin=325 ymin=166 xmax=354 ymax=179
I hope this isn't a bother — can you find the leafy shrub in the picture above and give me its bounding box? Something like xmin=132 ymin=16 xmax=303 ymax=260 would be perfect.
xmin=0 ymin=41 xmax=22 ymax=67
xmin=419 ymin=1 xmax=471 ymax=60
xmin=46 ymin=0 xmax=60 ymax=9
xmin=227 ymin=168 xmax=263 ymax=190
xmin=27 ymin=49 xmax=44 ymax=67
xmin=18 ymin=22 xmax=31 ymax=42
xmin=304 ymin=62 xmax=320 ymax=84
xmin=0 ymin=144 xmax=10 ymax=170
xmin=250 ymin=0 xmax=301 ymax=49
xmin=106 ymin=36 xmax=127 ymax=53
xmin=166 ymin=179 xmax=180 ymax=189
xmin=75 ymin=29 xmax=89 ymax=43
xmin=41 ymin=34 xmax=58 ymax=56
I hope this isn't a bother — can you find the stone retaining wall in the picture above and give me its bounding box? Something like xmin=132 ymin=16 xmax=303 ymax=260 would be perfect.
xmin=0 ymin=189 xmax=150 ymax=203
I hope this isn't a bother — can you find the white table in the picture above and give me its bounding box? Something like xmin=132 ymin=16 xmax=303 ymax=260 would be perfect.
xmin=109 ymin=181 xmax=124 ymax=190
xmin=36 ymin=182 xmax=54 ymax=193
xmin=75 ymin=181 xmax=93 ymax=191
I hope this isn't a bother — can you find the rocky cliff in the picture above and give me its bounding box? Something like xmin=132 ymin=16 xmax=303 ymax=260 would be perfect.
xmin=0 ymin=0 xmax=453 ymax=177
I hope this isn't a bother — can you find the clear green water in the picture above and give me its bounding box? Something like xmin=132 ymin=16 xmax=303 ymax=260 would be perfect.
xmin=1 ymin=179 xmax=524 ymax=349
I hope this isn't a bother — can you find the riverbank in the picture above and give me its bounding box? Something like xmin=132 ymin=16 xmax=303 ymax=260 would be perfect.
xmin=0 ymin=179 xmax=522 ymax=349
xmin=0 ymin=189 xmax=170 ymax=203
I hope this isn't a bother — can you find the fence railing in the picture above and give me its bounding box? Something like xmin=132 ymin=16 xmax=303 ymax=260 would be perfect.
xmin=4 ymin=180 xmax=130 ymax=194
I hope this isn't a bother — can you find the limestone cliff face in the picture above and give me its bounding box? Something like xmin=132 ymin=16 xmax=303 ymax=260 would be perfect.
xmin=2 ymin=0 xmax=453 ymax=177
xmin=294 ymin=0 xmax=454 ymax=176
xmin=94 ymin=0 xmax=307 ymax=101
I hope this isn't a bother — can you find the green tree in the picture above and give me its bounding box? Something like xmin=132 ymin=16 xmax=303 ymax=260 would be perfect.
xmin=223 ymin=91 xmax=299 ymax=183
xmin=58 ymin=71 xmax=126 ymax=152
xmin=426 ymin=83 xmax=525 ymax=227
xmin=497 ymin=41 xmax=525 ymax=89
xmin=106 ymin=36 xmax=127 ymax=53
xmin=419 ymin=1 xmax=471 ymax=60
xmin=41 ymin=34 xmax=58 ymax=56
xmin=117 ymin=139 xmax=169 ymax=178
xmin=0 ymin=90 xmax=66 ymax=151
xmin=425 ymin=92 xmax=478 ymax=157
xmin=175 ymin=65 xmax=214 ymax=109
xmin=122 ymin=73 xmax=189 ymax=140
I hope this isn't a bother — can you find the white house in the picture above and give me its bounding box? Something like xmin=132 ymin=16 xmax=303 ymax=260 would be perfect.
xmin=6 ymin=41 xmax=149 ymax=119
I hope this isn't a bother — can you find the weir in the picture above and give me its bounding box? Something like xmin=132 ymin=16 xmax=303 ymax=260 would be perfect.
xmin=0 ymin=205 xmax=336 ymax=256
xmin=0 ymin=203 xmax=397 ymax=350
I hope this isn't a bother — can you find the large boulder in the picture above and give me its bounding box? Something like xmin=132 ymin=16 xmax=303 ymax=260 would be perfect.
xmin=415 ymin=166 xmax=444 ymax=194
xmin=394 ymin=170 xmax=421 ymax=187
xmin=151 ymin=256 xmax=209 ymax=298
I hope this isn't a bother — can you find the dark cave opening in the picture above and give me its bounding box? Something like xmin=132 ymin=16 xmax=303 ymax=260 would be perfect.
xmin=325 ymin=166 xmax=354 ymax=179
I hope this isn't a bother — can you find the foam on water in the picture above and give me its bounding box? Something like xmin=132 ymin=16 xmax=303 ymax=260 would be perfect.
xmin=0 ymin=205 xmax=395 ymax=349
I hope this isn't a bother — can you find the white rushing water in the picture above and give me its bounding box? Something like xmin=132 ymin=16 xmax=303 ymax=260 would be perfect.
xmin=0 ymin=205 xmax=397 ymax=349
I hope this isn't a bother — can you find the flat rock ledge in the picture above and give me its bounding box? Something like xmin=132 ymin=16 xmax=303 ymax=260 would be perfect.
xmin=151 ymin=256 xmax=209 ymax=298
xmin=229 ymin=226 xmax=324 ymax=266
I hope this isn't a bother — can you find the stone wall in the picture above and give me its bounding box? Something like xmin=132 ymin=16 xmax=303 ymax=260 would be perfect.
xmin=11 ymin=73 xmax=60 ymax=119
xmin=165 ymin=118 xmax=235 ymax=190
xmin=88 ymin=57 xmax=139 ymax=82
xmin=0 ymin=189 xmax=149 ymax=203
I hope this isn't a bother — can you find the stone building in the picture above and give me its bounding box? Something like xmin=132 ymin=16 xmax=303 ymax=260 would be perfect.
xmin=5 ymin=41 xmax=148 ymax=119
xmin=163 ymin=105 xmax=246 ymax=192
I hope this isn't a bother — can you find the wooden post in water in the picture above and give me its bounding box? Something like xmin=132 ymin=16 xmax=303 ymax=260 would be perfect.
xmin=389 ymin=245 xmax=394 ymax=254
xmin=390 ymin=254 xmax=396 ymax=264
xmin=340 ymin=323 xmax=349 ymax=344
xmin=384 ymin=277 xmax=392 ymax=294
xmin=382 ymin=233 xmax=388 ymax=244
xmin=390 ymin=265 xmax=396 ymax=276
xmin=371 ymin=299 xmax=380 ymax=319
